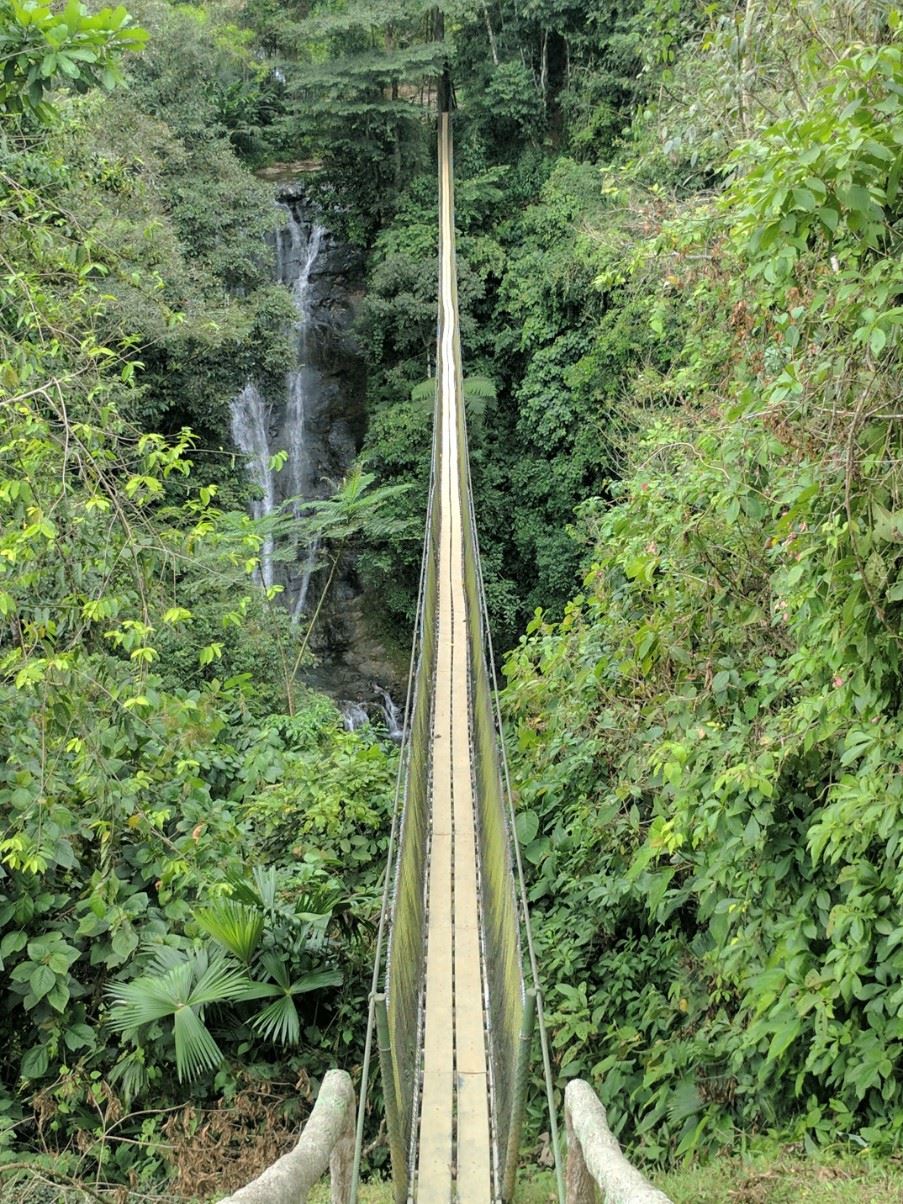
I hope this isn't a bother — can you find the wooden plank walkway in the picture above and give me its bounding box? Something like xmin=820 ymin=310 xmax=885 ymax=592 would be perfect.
xmin=413 ymin=112 xmax=494 ymax=1202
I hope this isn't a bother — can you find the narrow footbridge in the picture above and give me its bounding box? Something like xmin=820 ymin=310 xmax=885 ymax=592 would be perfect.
xmin=223 ymin=105 xmax=675 ymax=1204
xmin=361 ymin=109 xmax=555 ymax=1202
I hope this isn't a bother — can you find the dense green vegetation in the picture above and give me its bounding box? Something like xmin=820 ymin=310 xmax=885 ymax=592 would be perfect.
xmin=0 ymin=0 xmax=397 ymax=1189
xmin=3 ymin=0 xmax=903 ymax=1195
xmin=502 ymin=0 xmax=903 ymax=1168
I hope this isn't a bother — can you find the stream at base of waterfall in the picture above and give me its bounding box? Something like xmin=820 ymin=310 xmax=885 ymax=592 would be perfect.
xmin=229 ymin=187 xmax=405 ymax=737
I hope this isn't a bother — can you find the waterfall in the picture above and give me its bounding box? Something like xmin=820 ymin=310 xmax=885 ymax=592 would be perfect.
xmin=286 ymin=219 xmax=325 ymax=622
xmin=292 ymin=540 xmax=320 ymax=624
xmin=375 ymin=685 xmax=404 ymax=742
xmin=339 ymin=690 xmax=404 ymax=741
xmin=229 ymin=189 xmax=377 ymax=721
xmin=229 ymin=205 xmax=327 ymax=618
xmin=340 ymin=701 xmax=370 ymax=732
xmin=230 ymin=383 xmax=276 ymax=590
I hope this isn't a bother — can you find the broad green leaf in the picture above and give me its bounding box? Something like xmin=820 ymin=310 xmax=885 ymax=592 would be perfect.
xmin=20 ymin=1045 xmax=49 ymax=1079
xmin=29 ymin=964 xmax=56 ymax=1001
xmin=515 ymin=810 xmax=539 ymax=845
xmin=0 ymin=931 xmax=26 ymax=958
xmin=289 ymin=968 xmax=342 ymax=995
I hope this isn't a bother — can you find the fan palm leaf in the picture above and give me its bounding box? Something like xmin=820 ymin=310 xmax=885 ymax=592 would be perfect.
xmin=106 ymin=952 xmax=258 ymax=1082
xmin=289 ymin=968 xmax=342 ymax=995
xmin=195 ymin=898 xmax=264 ymax=964
xmin=250 ymin=963 xmax=342 ymax=1046
xmin=173 ymin=1004 xmax=222 ymax=1082
xmin=252 ymin=995 xmax=300 ymax=1046
xmin=189 ymin=954 xmax=259 ymax=1007
xmin=106 ymin=962 xmax=194 ymax=1031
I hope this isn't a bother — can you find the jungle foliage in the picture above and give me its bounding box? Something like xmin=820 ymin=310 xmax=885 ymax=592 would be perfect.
xmin=0 ymin=0 xmax=398 ymax=1188
xmin=250 ymin=0 xmax=903 ymax=1169
xmin=4 ymin=0 xmax=903 ymax=1191
xmin=336 ymin=0 xmax=665 ymax=643
xmin=503 ymin=0 xmax=903 ymax=1164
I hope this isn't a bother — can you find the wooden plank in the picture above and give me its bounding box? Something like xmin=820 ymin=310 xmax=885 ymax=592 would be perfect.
xmin=416 ymin=223 xmax=457 ymax=1196
xmin=453 ymin=946 xmax=484 ymax=1059
xmin=416 ymin=1069 xmax=454 ymax=1202
xmin=452 ymin=710 xmax=485 ymax=1083
xmin=456 ymin=1072 xmax=493 ymax=1202
xmin=431 ymin=666 xmax=453 ymax=836
xmin=418 ymin=805 xmax=454 ymax=1197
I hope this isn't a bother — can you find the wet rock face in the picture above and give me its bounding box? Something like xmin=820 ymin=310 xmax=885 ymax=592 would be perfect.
xmin=272 ymin=190 xmax=367 ymax=509
xmin=230 ymin=191 xmax=366 ymax=618
xmin=230 ymin=185 xmax=407 ymax=708
xmin=310 ymin=583 xmax=409 ymax=697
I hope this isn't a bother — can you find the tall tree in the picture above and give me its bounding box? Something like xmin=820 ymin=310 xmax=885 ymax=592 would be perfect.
xmin=267 ymin=2 xmax=447 ymax=220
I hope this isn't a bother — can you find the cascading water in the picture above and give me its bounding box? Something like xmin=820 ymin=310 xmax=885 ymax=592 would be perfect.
xmin=340 ymin=701 xmax=370 ymax=733
xmin=375 ymin=685 xmax=404 ymax=742
xmin=338 ymin=689 xmax=404 ymax=740
xmin=229 ymin=204 xmax=327 ymax=620
xmin=228 ymin=185 xmax=402 ymax=726
xmin=285 ymin=220 xmax=325 ymax=623
xmin=229 ymin=382 xmax=276 ymax=590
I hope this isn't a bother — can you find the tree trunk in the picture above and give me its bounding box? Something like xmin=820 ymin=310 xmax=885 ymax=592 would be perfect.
xmin=220 ymin=1071 xmax=356 ymax=1204
xmin=738 ymin=0 xmax=757 ymax=135
xmin=392 ymin=79 xmax=402 ymax=191
xmin=483 ymin=2 xmax=499 ymax=66
xmin=564 ymin=1081 xmax=672 ymax=1204
xmin=540 ymin=28 xmax=549 ymax=111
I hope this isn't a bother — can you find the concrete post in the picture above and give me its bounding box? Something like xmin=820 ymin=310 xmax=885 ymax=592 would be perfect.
xmin=564 ymin=1080 xmax=673 ymax=1204
xmin=219 ymin=1069 xmax=355 ymax=1204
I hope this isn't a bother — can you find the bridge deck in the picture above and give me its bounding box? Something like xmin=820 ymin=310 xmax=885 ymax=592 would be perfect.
xmin=413 ymin=113 xmax=494 ymax=1201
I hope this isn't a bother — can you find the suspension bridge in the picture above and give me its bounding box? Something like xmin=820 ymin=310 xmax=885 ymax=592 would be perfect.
xmin=222 ymin=101 xmax=672 ymax=1204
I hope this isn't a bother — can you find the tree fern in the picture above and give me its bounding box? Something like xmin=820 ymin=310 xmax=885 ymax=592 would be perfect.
xmin=411 ymin=378 xmax=437 ymax=403
xmin=410 ymin=374 xmax=496 ymax=422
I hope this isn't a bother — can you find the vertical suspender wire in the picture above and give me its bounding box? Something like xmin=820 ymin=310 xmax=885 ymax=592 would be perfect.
xmin=349 ymin=382 xmax=441 ymax=1204
xmin=463 ymin=481 xmax=567 ymax=1204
